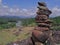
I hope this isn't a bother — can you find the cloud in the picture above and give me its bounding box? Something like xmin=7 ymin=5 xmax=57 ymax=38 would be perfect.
xmin=1 ymin=4 xmax=60 ymax=18
xmin=50 ymin=7 xmax=60 ymax=17
xmin=0 ymin=0 xmax=2 ymax=4
xmin=0 ymin=4 xmax=36 ymax=18
xmin=0 ymin=0 xmax=36 ymax=18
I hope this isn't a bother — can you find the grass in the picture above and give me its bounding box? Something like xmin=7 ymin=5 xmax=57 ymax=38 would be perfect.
xmin=0 ymin=27 xmax=34 ymax=45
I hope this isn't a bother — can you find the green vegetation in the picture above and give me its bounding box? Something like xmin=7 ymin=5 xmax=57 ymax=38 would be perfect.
xmin=0 ymin=17 xmax=36 ymax=30
xmin=0 ymin=16 xmax=19 ymax=30
xmin=50 ymin=16 xmax=60 ymax=30
xmin=0 ymin=16 xmax=60 ymax=30
xmin=22 ymin=18 xmax=36 ymax=26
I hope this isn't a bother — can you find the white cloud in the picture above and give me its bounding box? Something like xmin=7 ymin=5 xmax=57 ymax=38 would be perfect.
xmin=0 ymin=4 xmax=60 ymax=18
xmin=0 ymin=4 xmax=36 ymax=18
xmin=50 ymin=7 xmax=60 ymax=17
xmin=0 ymin=0 xmax=2 ymax=4
xmin=3 ymin=5 xmax=8 ymax=8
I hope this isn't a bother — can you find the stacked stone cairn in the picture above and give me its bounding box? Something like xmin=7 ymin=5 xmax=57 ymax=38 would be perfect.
xmin=31 ymin=2 xmax=52 ymax=45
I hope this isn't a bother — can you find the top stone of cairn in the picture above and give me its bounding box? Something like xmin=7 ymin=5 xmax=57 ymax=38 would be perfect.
xmin=37 ymin=2 xmax=52 ymax=15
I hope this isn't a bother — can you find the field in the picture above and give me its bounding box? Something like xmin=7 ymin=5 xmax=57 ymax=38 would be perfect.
xmin=0 ymin=27 xmax=34 ymax=45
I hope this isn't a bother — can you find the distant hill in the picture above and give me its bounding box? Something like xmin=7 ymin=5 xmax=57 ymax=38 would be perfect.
xmin=0 ymin=15 xmax=60 ymax=23
xmin=0 ymin=16 xmax=21 ymax=19
xmin=0 ymin=15 xmax=60 ymax=25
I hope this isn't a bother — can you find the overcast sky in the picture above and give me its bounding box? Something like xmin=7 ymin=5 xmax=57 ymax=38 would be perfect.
xmin=0 ymin=0 xmax=60 ymax=17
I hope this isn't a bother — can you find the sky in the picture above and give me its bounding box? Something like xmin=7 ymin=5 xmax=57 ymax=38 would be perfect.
xmin=0 ymin=0 xmax=60 ymax=17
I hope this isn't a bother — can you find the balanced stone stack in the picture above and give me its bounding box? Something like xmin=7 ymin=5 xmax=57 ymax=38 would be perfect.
xmin=35 ymin=2 xmax=52 ymax=31
xmin=32 ymin=2 xmax=52 ymax=45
